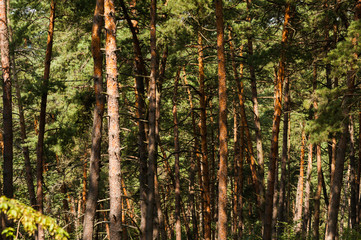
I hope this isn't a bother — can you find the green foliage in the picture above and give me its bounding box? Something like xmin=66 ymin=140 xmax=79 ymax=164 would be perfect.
xmin=0 ymin=196 xmax=69 ymax=239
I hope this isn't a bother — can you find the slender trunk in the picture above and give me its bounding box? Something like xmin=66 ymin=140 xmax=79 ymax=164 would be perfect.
xmin=246 ymin=0 xmax=264 ymax=206
xmin=215 ymin=0 xmax=228 ymax=239
xmin=232 ymin=102 xmax=239 ymax=240
xmin=183 ymin=68 xmax=199 ymax=239
xmin=82 ymin=0 xmax=105 ymax=238
xmin=302 ymin=143 xmax=313 ymax=236
xmin=0 ymin=0 xmax=12 ymax=200
xmin=198 ymin=31 xmax=211 ymax=240
xmin=358 ymin=111 xmax=361 ymax=225
xmin=172 ymin=69 xmax=181 ymax=240
xmin=312 ymin=63 xmax=322 ymax=240
xmin=325 ymin=2 xmax=360 ymax=238
xmin=263 ymin=4 xmax=291 ymax=240
xmin=349 ymin=115 xmax=357 ymax=228
xmin=36 ymin=1 xmax=55 ymax=239
xmin=146 ymin=0 xmax=157 ymax=238
xmin=293 ymin=125 xmax=306 ymax=234
xmin=13 ymin=69 xmax=36 ymax=207
xmin=119 ymin=1 xmax=148 ymax=237
xmin=105 ymin=0 xmax=122 ymax=238
xmin=228 ymin=30 xmax=242 ymax=240
xmin=325 ymin=65 xmax=355 ymax=240
xmin=234 ymin=44 xmax=261 ymax=211
xmin=154 ymin=173 xmax=167 ymax=240
xmin=277 ymin=75 xmax=290 ymax=236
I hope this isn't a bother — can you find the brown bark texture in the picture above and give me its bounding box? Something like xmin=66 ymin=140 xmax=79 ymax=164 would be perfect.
xmin=105 ymin=0 xmax=122 ymax=238
xmin=13 ymin=62 xmax=36 ymax=207
xmin=198 ymin=31 xmax=211 ymax=240
xmin=293 ymin=125 xmax=305 ymax=234
xmin=173 ymin=69 xmax=181 ymax=240
xmin=146 ymin=0 xmax=157 ymax=238
xmin=277 ymin=75 xmax=290 ymax=236
xmin=246 ymin=0 xmax=265 ymax=204
xmin=302 ymin=143 xmax=313 ymax=234
xmin=119 ymin=1 xmax=148 ymax=237
xmin=36 ymin=1 xmax=55 ymax=239
xmin=215 ymin=0 xmax=228 ymax=239
xmin=0 ymin=0 xmax=12 ymax=200
xmin=82 ymin=0 xmax=105 ymax=238
xmin=263 ymin=3 xmax=291 ymax=240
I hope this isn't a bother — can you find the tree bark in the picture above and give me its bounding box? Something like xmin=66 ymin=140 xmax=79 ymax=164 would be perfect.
xmin=293 ymin=124 xmax=305 ymax=234
xmin=215 ymin=0 xmax=228 ymax=239
xmin=146 ymin=0 xmax=157 ymax=238
xmin=263 ymin=3 xmax=291 ymax=240
xmin=36 ymin=1 xmax=55 ymax=239
xmin=349 ymin=115 xmax=357 ymax=228
xmin=246 ymin=0 xmax=265 ymax=205
xmin=325 ymin=64 xmax=355 ymax=240
xmin=302 ymin=143 xmax=313 ymax=236
xmin=183 ymin=68 xmax=200 ymax=239
xmin=325 ymin=2 xmax=359 ymax=238
xmin=228 ymin=29 xmax=243 ymax=240
xmin=82 ymin=0 xmax=105 ymax=238
xmin=277 ymin=75 xmax=290 ymax=236
xmin=105 ymin=0 xmax=122 ymax=238
xmin=173 ymin=69 xmax=181 ymax=240
xmin=198 ymin=31 xmax=211 ymax=240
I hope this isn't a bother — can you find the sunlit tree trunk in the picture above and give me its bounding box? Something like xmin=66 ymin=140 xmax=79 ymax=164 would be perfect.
xmin=293 ymin=125 xmax=306 ymax=234
xmin=263 ymin=3 xmax=291 ymax=240
xmin=197 ymin=31 xmax=211 ymax=240
xmin=349 ymin=115 xmax=357 ymax=228
xmin=302 ymin=142 xmax=313 ymax=236
xmin=277 ymin=75 xmax=290 ymax=236
xmin=105 ymin=0 xmax=122 ymax=238
xmin=36 ymin=1 xmax=55 ymax=239
xmin=82 ymin=0 xmax=105 ymax=238
xmin=173 ymin=69 xmax=181 ymax=240
xmin=215 ymin=0 xmax=228 ymax=239
xmin=118 ymin=1 xmax=148 ymax=237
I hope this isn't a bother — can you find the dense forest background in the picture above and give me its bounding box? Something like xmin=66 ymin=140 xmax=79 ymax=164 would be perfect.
xmin=1 ymin=0 xmax=361 ymax=239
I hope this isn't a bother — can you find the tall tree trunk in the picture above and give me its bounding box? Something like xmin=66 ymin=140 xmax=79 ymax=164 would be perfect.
xmin=325 ymin=2 xmax=359 ymax=238
xmin=246 ymin=0 xmax=264 ymax=206
xmin=36 ymin=1 xmax=55 ymax=239
xmin=263 ymin=3 xmax=291 ymax=240
xmin=198 ymin=31 xmax=211 ymax=240
xmin=293 ymin=125 xmax=306 ymax=234
xmin=277 ymin=75 xmax=290 ymax=236
xmin=311 ymin=63 xmax=323 ymax=240
xmin=302 ymin=142 xmax=313 ymax=236
xmin=0 ymin=0 xmax=12 ymax=201
xmin=358 ymin=111 xmax=361 ymax=225
xmin=325 ymin=62 xmax=355 ymax=240
xmin=349 ymin=115 xmax=357 ymax=229
xmin=146 ymin=0 xmax=157 ymax=238
xmin=215 ymin=0 xmax=228 ymax=239
xmin=118 ymin=1 xmax=149 ymax=237
xmin=82 ymin=0 xmax=105 ymax=238
xmin=228 ymin=29 xmax=243 ymax=240
xmin=173 ymin=69 xmax=181 ymax=240
xmin=6 ymin=4 xmax=36 ymax=207
xmin=183 ymin=68 xmax=199 ymax=240
xmin=105 ymin=0 xmax=122 ymax=238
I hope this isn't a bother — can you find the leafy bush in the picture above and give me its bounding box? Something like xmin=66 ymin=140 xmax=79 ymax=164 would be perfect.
xmin=0 ymin=196 xmax=69 ymax=239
